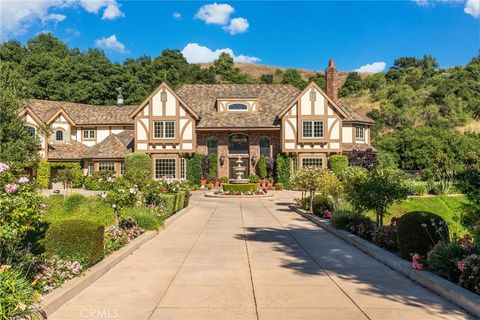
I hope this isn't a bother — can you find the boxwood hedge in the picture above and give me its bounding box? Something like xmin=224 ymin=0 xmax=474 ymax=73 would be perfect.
xmin=222 ymin=183 xmax=258 ymax=193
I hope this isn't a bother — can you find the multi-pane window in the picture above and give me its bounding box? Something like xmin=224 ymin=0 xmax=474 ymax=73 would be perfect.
xmin=55 ymin=130 xmax=64 ymax=141
xmin=99 ymin=162 xmax=115 ymax=172
xmin=355 ymin=126 xmax=365 ymax=140
xmin=153 ymin=121 xmax=175 ymax=139
xmin=292 ymin=157 xmax=298 ymax=172
xmin=207 ymin=137 xmax=218 ymax=155
xmin=180 ymin=158 xmax=186 ymax=179
xmin=83 ymin=129 xmax=95 ymax=140
xmin=302 ymin=158 xmax=323 ymax=168
xmin=259 ymin=137 xmax=270 ymax=158
xmin=25 ymin=126 xmax=36 ymax=136
xmin=302 ymin=121 xmax=324 ymax=138
xmin=155 ymin=158 xmax=176 ymax=179
xmin=228 ymin=103 xmax=248 ymax=111
xmin=120 ymin=162 xmax=125 ymax=175
xmin=88 ymin=162 xmax=94 ymax=176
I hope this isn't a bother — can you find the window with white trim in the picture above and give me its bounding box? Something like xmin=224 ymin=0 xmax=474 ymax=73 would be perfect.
xmin=99 ymin=162 xmax=115 ymax=172
xmin=88 ymin=162 xmax=94 ymax=176
xmin=180 ymin=158 xmax=186 ymax=179
xmin=55 ymin=130 xmax=64 ymax=141
xmin=292 ymin=157 xmax=298 ymax=172
xmin=155 ymin=158 xmax=176 ymax=179
xmin=355 ymin=126 xmax=365 ymax=140
xmin=153 ymin=121 xmax=175 ymax=139
xmin=83 ymin=129 xmax=96 ymax=140
xmin=120 ymin=162 xmax=125 ymax=175
xmin=302 ymin=157 xmax=323 ymax=168
xmin=228 ymin=103 xmax=248 ymax=111
xmin=302 ymin=121 xmax=324 ymax=138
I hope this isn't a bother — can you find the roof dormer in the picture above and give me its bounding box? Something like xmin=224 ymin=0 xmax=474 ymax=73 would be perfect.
xmin=216 ymin=98 xmax=259 ymax=113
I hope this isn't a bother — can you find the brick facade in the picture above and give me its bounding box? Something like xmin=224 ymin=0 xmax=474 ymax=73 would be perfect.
xmin=325 ymin=59 xmax=339 ymax=104
xmin=196 ymin=130 xmax=280 ymax=178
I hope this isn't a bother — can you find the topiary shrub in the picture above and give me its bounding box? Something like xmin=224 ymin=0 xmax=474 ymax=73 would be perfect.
xmin=258 ymin=155 xmax=267 ymax=179
xmin=125 ymin=152 xmax=151 ymax=189
xmin=63 ymin=193 xmax=86 ymax=212
xmin=222 ymin=183 xmax=258 ymax=193
xmin=275 ymin=154 xmax=291 ymax=187
xmin=329 ymin=155 xmax=348 ymax=177
xmin=208 ymin=154 xmax=218 ymax=181
xmin=45 ymin=219 xmax=104 ymax=267
xmin=397 ymin=211 xmax=449 ymax=259
xmin=175 ymin=191 xmax=186 ymax=212
xmin=312 ymin=194 xmax=334 ymax=216
xmin=187 ymin=153 xmax=203 ymax=185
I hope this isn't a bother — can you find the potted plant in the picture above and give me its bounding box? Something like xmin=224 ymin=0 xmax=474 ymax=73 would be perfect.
xmin=214 ymin=178 xmax=221 ymax=188
xmin=200 ymin=177 xmax=207 ymax=188
xmin=220 ymin=176 xmax=229 ymax=186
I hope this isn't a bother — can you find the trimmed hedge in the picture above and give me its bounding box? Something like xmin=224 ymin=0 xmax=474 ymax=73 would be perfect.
xmin=175 ymin=191 xmax=186 ymax=212
xmin=223 ymin=183 xmax=258 ymax=193
xmin=45 ymin=219 xmax=104 ymax=267
xmin=158 ymin=194 xmax=176 ymax=217
xmin=187 ymin=153 xmax=203 ymax=185
xmin=125 ymin=152 xmax=151 ymax=188
xmin=397 ymin=211 xmax=449 ymax=259
xmin=37 ymin=161 xmax=83 ymax=189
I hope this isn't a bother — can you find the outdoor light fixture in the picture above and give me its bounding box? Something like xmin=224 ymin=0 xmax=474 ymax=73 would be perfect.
xmin=251 ymin=154 xmax=258 ymax=165
xmin=219 ymin=154 xmax=225 ymax=166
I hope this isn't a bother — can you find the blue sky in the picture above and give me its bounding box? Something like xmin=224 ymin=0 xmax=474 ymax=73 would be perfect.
xmin=1 ymin=0 xmax=479 ymax=72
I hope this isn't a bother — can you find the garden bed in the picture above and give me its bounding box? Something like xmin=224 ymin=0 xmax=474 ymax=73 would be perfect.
xmin=205 ymin=192 xmax=273 ymax=198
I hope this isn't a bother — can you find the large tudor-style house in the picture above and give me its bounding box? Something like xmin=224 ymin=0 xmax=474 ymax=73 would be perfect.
xmin=19 ymin=60 xmax=374 ymax=181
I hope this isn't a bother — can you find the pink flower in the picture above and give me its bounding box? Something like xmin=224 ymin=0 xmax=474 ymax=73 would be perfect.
xmin=0 ymin=163 xmax=9 ymax=173
xmin=5 ymin=183 xmax=19 ymax=193
xmin=412 ymin=253 xmax=423 ymax=271
xmin=323 ymin=210 xmax=333 ymax=219
xmin=457 ymin=262 xmax=465 ymax=272
xmin=18 ymin=177 xmax=29 ymax=184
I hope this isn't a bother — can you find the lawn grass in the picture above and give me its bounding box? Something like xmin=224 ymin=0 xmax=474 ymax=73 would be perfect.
xmin=365 ymin=195 xmax=468 ymax=235
xmin=43 ymin=194 xmax=114 ymax=226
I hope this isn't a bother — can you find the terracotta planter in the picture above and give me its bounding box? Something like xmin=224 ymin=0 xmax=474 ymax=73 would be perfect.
xmin=200 ymin=179 xmax=207 ymax=187
xmin=214 ymin=180 xmax=220 ymax=188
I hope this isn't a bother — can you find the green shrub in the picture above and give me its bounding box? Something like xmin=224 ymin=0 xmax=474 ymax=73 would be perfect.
xmin=125 ymin=152 xmax=151 ymax=189
xmin=103 ymin=226 xmax=129 ymax=255
xmin=175 ymin=191 xmax=186 ymax=212
xmin=220 ymin=176 xmax=229 ymax=184
xmin=187 ymin=153 xmax=203 ymax=185
xmin=397 ymin=211 xmax=449 ymax=259
xmin=248 ymin=174 xmax=259 ymax=183
xmin=258 ymin=155 xmax=267 ymax=179
xmin=406 ymin=182 xmax=428 ymax=196
xmin=330 ymin=211 xmax=351 ymax=229
xmin=208 ymin=154 xmax=218 ymax=181
xmin=276 ymin=154 xmax=291 ymax=187
xmin=427 ymin=240 xmax=470 ymax=282
xmin=312 ymin=194 xmax=334 ymax=216
xmin=158 ymin=194 xmax=176 ymax=217
xmin=63 ymin=193 xmax=86 ymax=212
xmin=37 ymin=161 xmax=83 ymax=189
xmin=45 ymin=219 xmax=104 ymax=267
xmin=222 ymin=183 xmax=258 ymax=193
xmin=373 ymin=225 xmax=398 ymax=251
xmin=0 ymin=268 xmax=38 ymax=319
xmin=83 ymin=176 xmax=101 ymax=190
xmin=346 ymin=215 xmax=376 ymax=240
xmin=274 ymin=182 xmax=283 ymax=190
xmin=127 ymin=208 xmax=160 ymax=230
xmin=182 ymin=188 xmax=191 ymax=207
xmin=329 ymin=155 xmax=349 ymax=177
xmin=458 ymin=254 xmax=480 ymax=294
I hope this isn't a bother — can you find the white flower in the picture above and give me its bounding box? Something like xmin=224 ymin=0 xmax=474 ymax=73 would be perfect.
xmin=0 ymin=163 xmax=9 ymax=173
xmin=101 ymin=192 xmax=107 ymax=198
xmin=129 ymin=188 xmax=136 ymax=194
xmin=112 ymin=204 xmax=117 ymax=209
xmin=18 ymin=176 xmax=29 ymax=184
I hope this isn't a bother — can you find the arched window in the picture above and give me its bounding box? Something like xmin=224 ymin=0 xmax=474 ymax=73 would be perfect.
xmin=206 ymin=137 xmax=218 ymax=155
xmin=228 ymin=103 xmax=248 ymax=111
xmin=228 ymin=134 xmax=249 ymax=154
xmin=55 ymin=130 xmax=64 ymax=141
xmin=259 ymin=137 xmax=271 ymax=158
xmin=25 ymin=125 xmax=36 ymax=136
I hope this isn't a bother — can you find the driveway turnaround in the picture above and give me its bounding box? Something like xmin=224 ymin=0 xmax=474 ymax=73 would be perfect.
xmin=50 ymin=191 xmax=472 ymax=320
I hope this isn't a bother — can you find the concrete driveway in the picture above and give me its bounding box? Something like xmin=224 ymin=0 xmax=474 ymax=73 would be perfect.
xmin=50 ymin=191 xmax=472 ymax=320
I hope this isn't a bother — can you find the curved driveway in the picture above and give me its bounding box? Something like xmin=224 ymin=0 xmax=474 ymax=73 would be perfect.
xmin=51 ymin=191 xmax=472 ymax=320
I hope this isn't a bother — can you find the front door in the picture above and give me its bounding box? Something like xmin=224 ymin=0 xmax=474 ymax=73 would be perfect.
xmin=229 ymin=157 xmax=249 ymax=179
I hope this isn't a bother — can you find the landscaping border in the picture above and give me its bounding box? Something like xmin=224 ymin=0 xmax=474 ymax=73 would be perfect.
xmin=290 ymin=205 xmax=480 ymax=318
xmin=41 ymin=205 xmax=193 ymax=318
xmin=205 ymin=192 xmax=273 ymax=198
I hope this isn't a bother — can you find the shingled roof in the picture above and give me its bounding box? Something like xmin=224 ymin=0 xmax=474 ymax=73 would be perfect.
xmin=27 ymin=99 xmax=136 ymax=125
xmin=48 ymin=141 xmax=89 ymax=160
xmin=340 ymin=104 xmax=375 ymax=124
xmin=176 ymin=84 xmax=300 ymax=128
xmin=83 ymin=130 xmax=134 ymax=159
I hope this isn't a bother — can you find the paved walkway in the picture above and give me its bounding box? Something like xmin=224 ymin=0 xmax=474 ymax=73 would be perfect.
xmin=50 ymin=191 xmax=472 ymax=320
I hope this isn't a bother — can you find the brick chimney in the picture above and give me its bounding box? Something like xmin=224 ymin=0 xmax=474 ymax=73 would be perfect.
xmin=325 ymin=59 xmax=339 ymax=104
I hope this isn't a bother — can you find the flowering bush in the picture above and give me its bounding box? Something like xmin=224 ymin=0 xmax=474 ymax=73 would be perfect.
xmin=32 ymin=255 xmax=82 ymax=293
xmin=102 ymin=177 xmax=139 ymax=226
xmin=457 ymin=254 xmax=480 ymax=294
xmin=104 ymin=226 xmax=129 ymax=255
xmin=373 ymin=225 xmax=399 ymax=251
xmin=412 ymin=253 xmax=424 ymax=271
xmin=346 ymin=215 xmax=376 ymax=241
xmin=323 ymin=210 xmax=333 ymax=219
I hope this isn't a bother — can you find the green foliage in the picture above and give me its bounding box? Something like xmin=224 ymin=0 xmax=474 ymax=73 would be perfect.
xmin=0 ymin=267 xmax=38 ymax=319
xmin=125 ymin=152 xmax=151 ymax=188
xmin=346 ymin=215 xmax=376 ymax=241
xmin=220 ymin=176 xmax=229 ymax=184
xmin=457 ymin=151 xmax=480 ymax=212
xmin=207 ymin=154 xmax=218 ymax=181
xmin=346 ymin=168 xmax=409 ymax=226
xmin=406 ymin=181 xmax=428 ymax=196
xmin=222 ymin=183 xmax=258 ymax=193
xmin=257 ymin=155 xmax=267 ymax=179
xmin=330 ymin=211 xmax=352 ymax=229
xmin=396 ymin=211 xmax=449 ymax=259
xmin=373 ymin=225 xmax=398 ymax=251
xmin=126 ymin=208 xmax=160 ymax=231
xmin=329 ymin=155 xmax=349 ymax=176
xmin=275 ymin=154 xmax=291 ymax=187
xmin=175 ymin=191 xmax=186 ymax=212
xmin=187 ymin=153 xmax=203 ymax=185
xmin=426 ymin=240 xmax=471 ymax=282
xmin=63 ymin=193 xmax=86 ymax=212
xmin=102 ymin=177 xmax=139 ymax=226
xmin=281 ymin=69 xmax=307 ymax=89
xmin=248 ymin=174 xmax=259 ymax=183
xmin=274 ymin=182 xmax=283 ymax=190
xmin=158 ymin=194 xmax=176 ymax=217
xmin=458 ymin=254 xmax=480 ymax=294
xmin=36 ymin=161 xmax=83 ymax=189
xmin=83 ymin=176 xmax=101 ymax=190
xmin=340 ymin=72 xmax=365 ymax=97
xmin=45 ymin=219 xmax=105 ymax=267
xmin=312 ymin=194 xmax=334 ymax=216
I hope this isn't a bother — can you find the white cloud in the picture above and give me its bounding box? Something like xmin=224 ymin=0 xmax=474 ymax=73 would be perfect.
xmin=181 ymin=43 xmax=260 ymax=64
xmin=223 ymin=17 xmax=249 ymax=35
xmin=354 ymin=62 xmax=386 ymax=73
xmin=95 ymin=34 xmax=129 ymax=54
xmin=195 ymin=3 xmax=234 ymax=25
xmin=173 ymin=12 xmax=181 ymax=20
xmin=0 ymin=0 xmax=124 ymax=40
xmin=465 ymin=0 xmax=480 ymax=17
